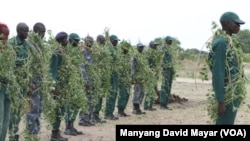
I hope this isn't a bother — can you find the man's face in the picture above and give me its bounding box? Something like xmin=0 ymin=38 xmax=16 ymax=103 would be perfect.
xmin=98 ymin=38 xmax=105 ymax=45
xmin=166 ymin=40 xmax=172 ymax=45
xmin=17 ymin=26 xmax=29 ymax=40
xmin=137 ymin=46 xmax=144 ymax=53
xmin=85 ymin=39 xmax=94 ymax=47
xmin=70 ymin=39 xmax=79 ymax=47
xmin=150 ymin=44 xmax=158 ymax=49
xmin=123 ymin=49 xmax=128 ymax=54
xmin=228 ymin=21 xmax=241 ymax=34
xmin=60 ymin=37 xmax=68 ymax=47
xmin=111 ymin=40 xmax=118 ymax=47
xmin=0 ymin=27 xmax=9 ymax=43
xmin=36 ymin=26 xmax=46 ymax=38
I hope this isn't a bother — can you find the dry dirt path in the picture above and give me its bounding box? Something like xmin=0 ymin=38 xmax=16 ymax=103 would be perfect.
xmin=12 ymin=77 xmax=250 ymax=141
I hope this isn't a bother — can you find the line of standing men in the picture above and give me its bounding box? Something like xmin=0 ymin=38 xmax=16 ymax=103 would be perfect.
xmin=0 ymin=21 xmax=177 ymax=141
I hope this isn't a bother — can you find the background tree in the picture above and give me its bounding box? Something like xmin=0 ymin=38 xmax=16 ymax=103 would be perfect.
xmin=235 ymin=29 xmax=250 ymax=53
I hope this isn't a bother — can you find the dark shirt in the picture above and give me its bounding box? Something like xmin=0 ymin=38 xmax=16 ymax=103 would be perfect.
xmin=209 ymin=36 xmax=239 ymax=102
xmin=162 ymin=46 xmax=173 ymax=70
xmin=50 ymin=47 xmax=63 ymax=81
xmin=8 ymin=36 xmax=30 ymax=67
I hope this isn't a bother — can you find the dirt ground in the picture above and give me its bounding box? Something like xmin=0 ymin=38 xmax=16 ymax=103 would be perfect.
xmin=13 ymin=76 xmax=250 ymax=141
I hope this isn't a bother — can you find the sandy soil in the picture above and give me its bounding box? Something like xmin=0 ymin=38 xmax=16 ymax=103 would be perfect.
xmin=12 ymin=77 xmax=250 ymax=141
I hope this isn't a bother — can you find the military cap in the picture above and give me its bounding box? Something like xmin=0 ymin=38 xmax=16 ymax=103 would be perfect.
xmin=164 ymin=36 xmax=173 ymax=41
xmin=220 ymin=11 xmax=245 ymax=24
xmin=69 ymin=33 xmax=80 ymax=41
xmin=110 ymin=35 xmax=120 ymax=41
xmin=149 ymin=41 xmax=159 ymax=47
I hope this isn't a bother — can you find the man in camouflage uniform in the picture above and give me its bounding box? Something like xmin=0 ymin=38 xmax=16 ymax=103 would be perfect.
xmin=131 ymin=43 xmax=146 ymax=115
xmin=78 ymin=35 xmax=96 ymax=126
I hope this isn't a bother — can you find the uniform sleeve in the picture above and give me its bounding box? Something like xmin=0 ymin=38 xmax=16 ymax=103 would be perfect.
xmin=81 ymin=50 xmax=89 ymax=84
xmin=81 ymin=63 xmax=89 ymax=83
xmin=50 ymin=54 xmax=58 ymax=81
xmin=131 ymin=57 xmax=137 ymax=81
xmin=212 ymin=40 xmax=227 ymax=103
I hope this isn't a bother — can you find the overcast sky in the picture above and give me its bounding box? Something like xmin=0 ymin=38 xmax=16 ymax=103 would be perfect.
xmin=1 ymin=0 xmax=249 ymax=51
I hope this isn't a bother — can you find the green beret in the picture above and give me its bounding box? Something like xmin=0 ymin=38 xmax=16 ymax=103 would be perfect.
xmin=220 ymin=11 xmax=245 ymax=24
xmin=69 ymin=33 xmax=80 ymax=41
xmin=149 ymin=41 xmax=159 ymax=47
xmin=110 ymin=35 xmax=120 ymax=41
xmin=165 ymin=36 xmax=173 ymax=41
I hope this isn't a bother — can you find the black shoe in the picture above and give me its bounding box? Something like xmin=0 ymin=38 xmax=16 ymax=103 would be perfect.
xmin=51 ymin=129 xmax=68 ymax=141
xmin=132 ymin=109 xmax=146 ymax=115
xmin=9 ymin=134 xmax=19 ymax=141
xmin=118 ymin=112 xmax=130 ymax=117
xmin=104 ymin=114 xmax=119 ymax=120
xmin=78 ymin=120 xmax=95 ymax=126
xmin=64 ymin=128 xmax=77 ymax=136
xmin=92 ymin=116 xmax=107 ymax=123
xmin=144 ymin=107 xmax=157 ymax=111
xmin=160 ymin=106 xmax=172 ymax=110
xmin=72 ymin=127 xmax=84 ymax=135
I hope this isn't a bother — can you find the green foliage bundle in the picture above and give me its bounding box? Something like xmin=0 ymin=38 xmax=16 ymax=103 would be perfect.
xmin=81 ymin=45 xmax=101 ymax=108
xmin=132 ymin=48 xmax=155 ymax=101
xmin=0 ymin=40 xmax=18 ymax=92
xmin=146 ymin=46 xmax=163 ymax=79
xmin=144 ymin=46 xmax=163 ymax=103
xmin=117 ymin=40 xmax=133 ymax=87
xmin=0 ymin=40 xmax=20 ymax=105
xmin=7 ymin=35 xmax=33 ymax=139
xmin=27 ymin=31 xmax=57 ymax=125
xmin=91 ymin=41 xmax=112 ymax=99
xmin=161 ymin=42 xmax=178 ymax=78
xmin=56 ymin=43 xmax=87 ymax=115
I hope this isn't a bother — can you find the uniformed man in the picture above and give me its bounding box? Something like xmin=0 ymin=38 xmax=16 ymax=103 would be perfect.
xmin=144 ymin=41 xmax=161 ymax=111
xmin=131 ymin=43 xmax=146 ymax=115
xmin=78 ymin=35 xmax=97 ymax=126
xmin=26 ymin=22 xmax=46 ymax=135
xmin=91 ymin=34 xmax=107 ymax=123
xmin=104 ymin=35 xmax=120 ymax=120
xmin=117 ymin=40 xmax=132 ymax=117
xmin=160 ymin=36 xmax=174 ymax=110
xmin=0 ymin=22 xmax=16 ymax=141
xmin=208 ymin=11 xmax=246 ymax=124
xmin=49 ymin=31 xmax=68 ymax=141
xmin=8 ymin=22 xmax=31 ymax=141
xmin=64 ymin=33 xmax=84 ymax=135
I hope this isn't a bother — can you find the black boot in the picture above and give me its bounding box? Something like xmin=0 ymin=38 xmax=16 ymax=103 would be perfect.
xmin=154 ymin=90 xmax=160 ymax=104
xmin=9 ymin=134 xmax=19 ymax=141
xmin=71 ymin=122 xmax=84 ymax=135
xmin=132 ymin=103 xmax=146 ymax=115
xmin=118 ymin=108 xmax=130 ymax=117
xmin=92 ymin=112 xmax=106 ymax=123
xmin=64 ymin=122 xmax=77 ymax=136
xmin=51 ymin=129 xmax=68 ymax=141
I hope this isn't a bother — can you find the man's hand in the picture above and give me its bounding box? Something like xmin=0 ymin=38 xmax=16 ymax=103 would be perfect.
xmin=85 ymin=83 xmax=93 ymax=90
xmin=131 ymin=80 xmax=136 ymax=84
xmin=28 ymin=82 xmax=36 ymax=90
xmin=51 ymin=89 xmax=59 ymax=99
xmin=217 ymin=102 xmax=226 ymax=115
